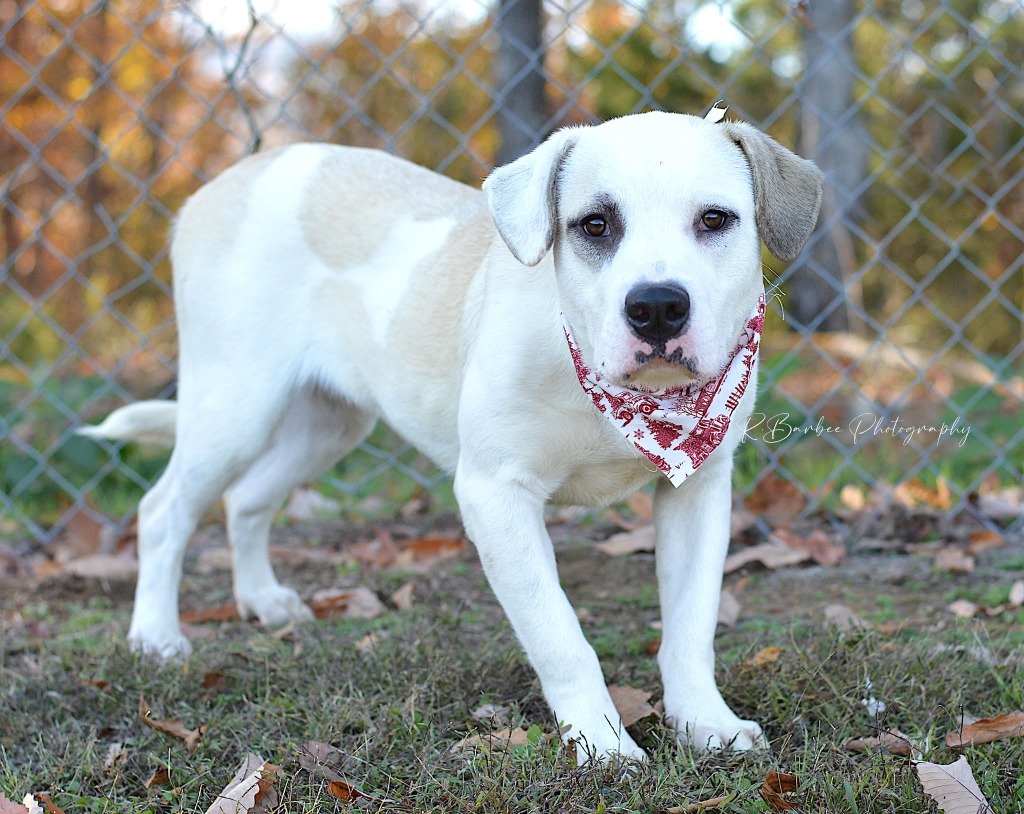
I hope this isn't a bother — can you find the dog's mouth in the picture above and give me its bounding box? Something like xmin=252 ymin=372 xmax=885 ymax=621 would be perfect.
xmin=618 ymin=350 xmax=701 ymax=391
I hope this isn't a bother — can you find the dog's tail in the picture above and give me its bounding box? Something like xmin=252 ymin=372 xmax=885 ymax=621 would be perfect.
xmin=77 ymin=400 xmax=177 ymax=447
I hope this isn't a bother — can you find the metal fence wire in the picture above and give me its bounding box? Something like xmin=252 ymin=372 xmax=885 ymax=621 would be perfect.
xmin=1 ymin=0 xmax=1022 ymax=545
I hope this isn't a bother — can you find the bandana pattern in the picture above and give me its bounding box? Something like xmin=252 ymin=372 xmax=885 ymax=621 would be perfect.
xmin=563 ymin=293 xmax=765 ymax=487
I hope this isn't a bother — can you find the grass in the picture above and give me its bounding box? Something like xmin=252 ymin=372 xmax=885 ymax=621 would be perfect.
xmin=3 ymin=545 xmax=1024 ymax=813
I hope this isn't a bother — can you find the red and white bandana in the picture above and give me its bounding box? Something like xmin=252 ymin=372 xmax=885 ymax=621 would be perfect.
xmin=563 ymin=293 xmax=765 ymax=487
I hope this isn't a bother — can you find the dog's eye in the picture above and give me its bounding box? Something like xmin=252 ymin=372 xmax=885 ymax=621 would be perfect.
xmin=581 ymin=216 xmax=609 ymax=238
xmin=699 ymin=210 xmax=729 ymax=231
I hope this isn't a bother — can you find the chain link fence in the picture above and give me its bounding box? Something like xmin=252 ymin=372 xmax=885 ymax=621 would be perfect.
xmin=1 ymin=0 xmax=1022 ymax=545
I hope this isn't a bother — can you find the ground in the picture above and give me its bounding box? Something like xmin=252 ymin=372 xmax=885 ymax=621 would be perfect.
xmin=1 ymin=499 xmax=1023 ymax=813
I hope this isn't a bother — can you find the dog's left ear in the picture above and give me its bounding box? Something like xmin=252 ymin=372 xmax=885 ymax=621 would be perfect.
xmin=483 ymin=127 xmax=581 ymax=267
xmin=720 ymin=121 xmax=824 ymax=262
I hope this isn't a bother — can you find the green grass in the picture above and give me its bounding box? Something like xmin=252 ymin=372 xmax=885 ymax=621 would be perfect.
xmin=3 ymin=571 xmax=1023 ymax=813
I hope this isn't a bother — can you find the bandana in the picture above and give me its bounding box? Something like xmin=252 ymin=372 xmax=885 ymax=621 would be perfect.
xmin=562 ymin=293 xmax=765 ymax=487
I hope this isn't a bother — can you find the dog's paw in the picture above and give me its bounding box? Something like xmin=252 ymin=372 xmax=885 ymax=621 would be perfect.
xmin=128 ymin=628 xmax=193 ymax=662
xmin=563 ymin=718 xmax=649 ymax=765
xmin=674 ymin=714 xmax=767 ymax=752
xmin=237 ymin=585 xmax=314 ymax=627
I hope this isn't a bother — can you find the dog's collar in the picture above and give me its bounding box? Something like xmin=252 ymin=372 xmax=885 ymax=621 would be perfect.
xmin=562 ymin=292 xmax=765 ymax=487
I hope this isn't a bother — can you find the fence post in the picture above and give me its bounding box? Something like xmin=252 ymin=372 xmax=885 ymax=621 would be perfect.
xmin=495 ymin=0 xmax=546 ymax=166
xmin=791 ymin=0 xmax=867 ymax=332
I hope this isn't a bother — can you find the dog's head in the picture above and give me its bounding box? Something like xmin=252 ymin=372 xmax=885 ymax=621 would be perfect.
xmin=484 ymin=111 xmax=823 ymax=390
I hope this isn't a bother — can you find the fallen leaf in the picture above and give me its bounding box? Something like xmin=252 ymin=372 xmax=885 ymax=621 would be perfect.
xmin=946 ymin=710 xmax=1024 ymax=747
xmin=773 ymin=528 xmax=844 ymax=566
xmin=895 ymin=477 xmax=953 ymax=510
xmin=717 ymin=587 xmax=741 ymax=627
xmin=730 ymin=506 xmax=757 ymax=538
xmin=180 ymin=603 xmax=239 ymax=624
xmin=760 ymin=771 xmax=799 ymax=812
xmin=845 ymin=729 xmax=914 ymax=757
xmin=1010 ymin=580 xmax=1024 ymax=607
xmin=205 ymin=753 xmax=281 ymax=814
xmin=724 ymin=542 xmax=811 ymax=573
xmin=56 ymin=554 xmax=138 ymax=581
xmin=309 ymin=587 xmax=386 ymax=619
xmin=744 ymin=474 xmax=808 ymax=528
xmin=326 ymin=780 xmax=388 ymax=804
xmin=102 ymin=742 xmax=127 ymax=773
xmin=823 ymin=603 xmax=870 ymax=632
xmin=298 ymin=741 xmax=347 ymax=782
xmin=145 ymin=767 xmax=170 ymax=789
xmin=21 ymin=798 xmax=40 ymax=814
xmin=967 ymin=530 xmax=1004 ymax=554
xmin=608 ymin=685 xmax=660 ymax=728
xmin=452 ymin=727 xmax=533 ymax=754
xmin=393 ymin=536 xmax=467 ymax=570
xmin=915 ymin=756 xmax=993 ymax=814
xmin=947 ymin=599 xmax=979 ymax=619
xmin=627 ymin=491 xmax=654 ymax=521
xmin=200 ymin=671 xmax=228 ymax=697
xmin=391 ymin=582 xmax=415 ymax=610
xmin=355 ymin=631 xmax=382 ymax=653
xmin=0 ymin=794 xmax=28 ymax=814
xmin=839 ymin=484 xmax=866 ymax=512
xmin=29 ymin=796 xmax=62 ymax=814
xmin=748 ymin=646 xmax=783 ymax=668
xmin=934 ymin=546 xmax=974 ymax=574
xmin=665 ymin=794 xmax=735 ymax=812
xmin=471 ymin=703 xmax=510 ymax=723
xmin=283 ymin=487 xmax=341 ymax=521
xmin=595 ymin=526 xmax=655 ymax=556
xmin=139 ymin=696 xmax=206 ymax=756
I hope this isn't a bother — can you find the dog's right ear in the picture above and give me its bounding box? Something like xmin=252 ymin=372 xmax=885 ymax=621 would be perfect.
xmin=483 ymin=128 xmax=581 ymax=267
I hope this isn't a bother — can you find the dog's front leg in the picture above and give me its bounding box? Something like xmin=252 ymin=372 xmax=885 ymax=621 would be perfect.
xmin=455 ymin=464 xmax=646 ymax=763
xmin=654 ymin=458 xmax=766 ymax=751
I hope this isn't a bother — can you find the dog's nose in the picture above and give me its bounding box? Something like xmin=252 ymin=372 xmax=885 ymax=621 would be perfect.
xmin=624 ymin=284 xmax=691 ymax=343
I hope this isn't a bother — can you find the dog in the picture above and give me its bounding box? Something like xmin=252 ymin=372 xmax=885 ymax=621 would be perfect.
xmin=81 ymin=110 xmax=823 ymax=761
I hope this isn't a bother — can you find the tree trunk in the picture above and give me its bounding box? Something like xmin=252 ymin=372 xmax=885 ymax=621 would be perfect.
xmin=792 ymin=0 xmax=867 ymax=332
xmin=495 ymin=0 xmax=546 ymax=166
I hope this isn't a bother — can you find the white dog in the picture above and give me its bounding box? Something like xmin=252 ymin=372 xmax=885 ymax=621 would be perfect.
xmin=82 ymin=110 xmax=822 ymax=761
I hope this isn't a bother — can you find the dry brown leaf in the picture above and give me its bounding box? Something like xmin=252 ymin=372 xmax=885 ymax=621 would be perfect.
xmin=145 ymin=767 xmax=170 ymax=789
xmin=346 ymin=532 xmax=401 ymax=569
xmin=915 ymin=756 xmax=993 ymax=814
xmin=724 ymin=542 xmax=811 ymax=574
xmin=309 ymin=587 xmax=386 ymax=620
xmin=355 ymin=631 xmax=382 ymax=653
xmin=760 ymin=771 xmax=799 ymax=812
xmin=200 ymin=671 xmax=228 ymax=698
xmin=947 ymin=599 xmax=979 ymax=619
xmin=946 ymin=710 xmax=1024 ymax=747
xmin=967 ymin=530 xmax=1005 ymax=554
xmin=58 ymin=553 xmax=137 ymax=581
xmin=666 ymin=794 xmax=735 ymax=813
xmin=326 ymin=780 xmax=388 ymax=804
xmin=139 ymin=696 xmax=206 ymax=756
xmin=626 ymin=491 xmax=654 ymax=521
xmin=283 ymin=487 xmax=341 ymax=521
xmin=839 ymin=484 xmax=866 ymax=512
xmin=717 ymin=587 xmax=741 ymax=628
xmin=393 ymin=536 xmax=467 ymax=570
xmin=180 ymin=603 xmax=239 ymax=624
xmin=471 ymin=703 xmax=511 ymax=723
xmin=608 ymin=685 xmax=660 ymax=728
xmin=748 ymin=646 xmax=783 ymax=668
xmin=895 ymin=477 xmax=953 ymax=510
xmin=29 ymin=796 xmax=62 ymax=814
xmin=773 ymin=528 xmax=844 ymax=566
xmin=205 ymin=753 xmax=281 ymax=814
xmin=595 ymin=526 xmax=655 ymax=556
xmin=845 ymin=729 xmax=914 ymax=757
xmin=744 ymin=474 xmax=808 ymax=528
xmin=451 ymin=727 xmax=533 ymax=754
xmin=730 ymin=506 xmax=757 ymax=538
xmin=298 ymin=741 xmax=347 ymax=783
xmin=934 ymin=546 xmax=975 ymax=574
xmin=391 ymin=582 xmax=415 ymax=610
xmin=823 ymin=603 xmax=870 ymax=632
xmin=0 ymin=794 xmax=28 ymax=814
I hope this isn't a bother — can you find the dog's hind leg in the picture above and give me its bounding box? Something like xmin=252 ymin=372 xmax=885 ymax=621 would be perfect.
xmin=128 ymin=387 xmax=292 ymax=659
xmin=223 ymin=387 xmax=375 ymax=627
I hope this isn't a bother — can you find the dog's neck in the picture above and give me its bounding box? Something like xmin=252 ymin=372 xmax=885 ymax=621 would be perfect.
xmin=562 ymin=293 xmax=765 ymax=486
